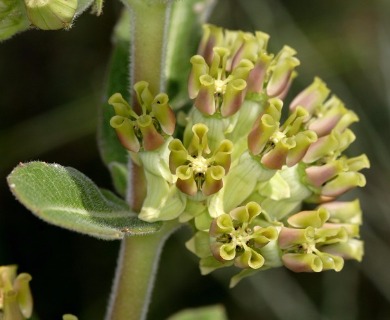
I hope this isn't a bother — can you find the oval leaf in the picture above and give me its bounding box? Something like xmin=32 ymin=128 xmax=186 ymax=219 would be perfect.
xmin=7 ymin=162 xmax=161 ymax=240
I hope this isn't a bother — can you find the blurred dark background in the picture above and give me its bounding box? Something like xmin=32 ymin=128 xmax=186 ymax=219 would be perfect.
xmin=1 ymin=0 xmax=390 ymax=319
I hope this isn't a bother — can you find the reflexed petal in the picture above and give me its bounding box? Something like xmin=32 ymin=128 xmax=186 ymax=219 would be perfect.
xmin=168 ymin=139 xmax=189 ymax=172
xmin=14 ymin=273 xmax=33 ymax=318
xmin=246 ymin=52 xmax=273 ymax=93
xmin=213 ymin=139 xmax=233 ymax=172
xmin=248 ymin=114 xmax=279 ymax=155
xmin=188 ymin=55 xmax=209 ymax=99
xmin=221 ymin=78 xmax=247 ymax=117
xmin=194 ymin=74 xmax=216 ymax=115
xmin=286 ymin=131 xmax=318 ymax=167
xmin=110 ymin=116 xmax=140 ymax=152
xmin=202 ymin=166 xmax=225 ymax=196
xmin=137 ymin=115 xmax=164 ymax=151
xmin=108 ymin=93 xmax=135 ymax=118
xmin=303 ymin=130 xmax=340 ymax=163
xmin=261 ymin=137 xmax=295 ymax=169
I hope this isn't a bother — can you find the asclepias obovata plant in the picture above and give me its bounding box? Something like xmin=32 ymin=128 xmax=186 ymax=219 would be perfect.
xmin=1 ymin=0 xmax=370 ymax=319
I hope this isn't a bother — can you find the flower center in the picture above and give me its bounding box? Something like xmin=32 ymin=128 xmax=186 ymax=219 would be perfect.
xmin=191 ymin=156 xmax=209 ymax=175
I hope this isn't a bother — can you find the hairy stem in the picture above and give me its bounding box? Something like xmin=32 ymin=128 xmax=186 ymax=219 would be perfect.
xmin=105 ymin=222 xmax=179 ymax=320
xmin=106 ymin=2 xmax=173 ymax=320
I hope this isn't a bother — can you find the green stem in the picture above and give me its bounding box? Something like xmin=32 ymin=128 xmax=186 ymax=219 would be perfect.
xmin=106 ymin=2 xmax=173 ymax=320
xmin=105 ymin=222 xmax=179 ymax=320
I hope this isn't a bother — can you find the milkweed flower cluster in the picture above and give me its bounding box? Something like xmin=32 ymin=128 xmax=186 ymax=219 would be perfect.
xmin=108 ymin=24 xmax=369 ymax=286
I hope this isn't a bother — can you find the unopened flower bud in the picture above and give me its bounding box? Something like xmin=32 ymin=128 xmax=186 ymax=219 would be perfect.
xmin=24 ymin=0 xmax=78 ymax=30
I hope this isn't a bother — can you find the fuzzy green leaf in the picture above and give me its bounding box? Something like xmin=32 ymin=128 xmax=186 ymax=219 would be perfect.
xmin=7 ymin=162 xmax=161 ymax=240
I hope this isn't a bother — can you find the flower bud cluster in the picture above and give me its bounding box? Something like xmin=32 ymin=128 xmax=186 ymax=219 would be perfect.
xmin=0 ymin=265 xmax=33 ymax=320
xmin=109 ymin=24 xmax=369 ymax=286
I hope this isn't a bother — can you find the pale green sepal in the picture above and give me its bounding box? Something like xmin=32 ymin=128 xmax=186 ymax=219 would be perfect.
xmin=167 ymin=304 xmax=228 ymax=320
xmin=257 ymin=171 xmax=290 ymax=200
xmin=7 ymin=162 xmax=161 ymax=240
xmin=194 ymin=211 xmax=213 ymax=231
xmin=199 ymin=256 xmax=232 ymax=275
xmin=185 ymin=231 xmax=211 ymax=258
xmin=229 ymin=268 xmax=261 ymax=288
xmin=209 ymin=152 xmax=274 ymax=217
xmin=25 ymin=0 xmax=78 ymax=30
xmin=259 ymin=238 xmax=283 ymax=268
xmin=139 ymin=137 xmax=174 ymax=183
xmin=139 ymin=171 xmax=186 ymax=222
xmin=107 ymin=161 xmax=128 ymax=197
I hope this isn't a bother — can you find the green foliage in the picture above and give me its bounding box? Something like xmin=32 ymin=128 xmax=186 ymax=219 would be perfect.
xmin=7 ymin=162 xmax=161 ymax=240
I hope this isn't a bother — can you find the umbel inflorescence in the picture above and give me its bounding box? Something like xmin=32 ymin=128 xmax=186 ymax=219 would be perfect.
xmin=109 ymin=24 xmax=369 ymax=287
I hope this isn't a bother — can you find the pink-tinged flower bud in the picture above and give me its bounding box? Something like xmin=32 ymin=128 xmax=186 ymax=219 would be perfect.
xmin=303 ymin=130 xmax=340 ymax=163
xmin=307 ymin=95 xmax=347 ymax=137
xmin=318 ymin=199 xmax=362 ymax=224
xmin=305 ymin=158 xmax=348 ymax=188
xmin=278 ymin=227 xmax=315 ymax=249
xmin=266 ymin=46 xmax=300 ymax=97
xmin=246 ymin=52 xmax=273 ymax=93
xmin=290 ymin=77 xmax=330 ymax=114
xmin=108 ymin=81 xmax=176 ymax=152
xmin=320 ymin=239 xmax=363 ymax=261
xmin=321 ymin=172 xmax=366 ymax=198
xmin=282 ymin=253 xmax=323 ymax=272
xmin=287 ymin=208 xmax=330 ymax=228
xmin=248 ymin=99 xmax=282 ymax=155
xmin=322 ymin=222 xmax=359 ymax=238
xmin=197 ymin=24 xmax=224 ymax=64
